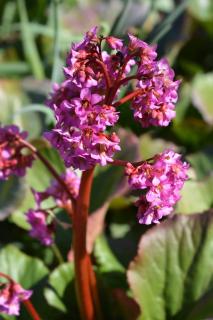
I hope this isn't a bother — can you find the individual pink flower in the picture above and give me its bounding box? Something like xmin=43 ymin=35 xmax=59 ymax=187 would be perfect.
xmin=0 ymin=281 xmax=32 ymax=316
xmin=106 ymin=36 xmax=123 ymax=50
xmin=26 ymin=209 xmax=55 ymax=246
xmin=0 ymin=125 xmax=34 ymax=180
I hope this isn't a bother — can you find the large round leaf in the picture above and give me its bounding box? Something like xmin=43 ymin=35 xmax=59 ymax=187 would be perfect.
xmin=128 ymin=212 xmax=213 ymax=320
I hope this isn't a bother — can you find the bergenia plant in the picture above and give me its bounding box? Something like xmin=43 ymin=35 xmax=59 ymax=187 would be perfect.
xmin=0 ymin=27 xmax=189 ymax=319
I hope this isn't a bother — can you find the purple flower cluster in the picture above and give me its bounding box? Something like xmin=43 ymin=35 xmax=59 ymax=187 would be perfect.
xmin=0 ymin=281 xmax=32 ymax=316
xmin=132 ymin=58 xmax=180 ymax=127
xmin=45 ymin=27 xmax=121 ymax=170
xmin=125 ymin=150 xmax=189 ymax=224
xmin=45 ymin=28 xmax=180 ymax=170
xmin=0 ymin=125 xmax=34 ymax=180
xmin=26 ymin=169 xmax=79 ymax=245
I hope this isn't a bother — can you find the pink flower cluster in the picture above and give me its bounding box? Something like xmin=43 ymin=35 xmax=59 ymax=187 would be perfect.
xmin=0 ymin=281 xmax=32 ymax=316
xmin=132 ymin=58 xmax=180 ymax=127
xmin=45 ymin=27 xmax=121 ymax=170
xmin=45 ymin=28 xmax=180 ymax=170
xmin=26 ymin=169 xmax=80 ymax=245
xmin=0 ymin=125 xmax=34 ymax=180
xmin=125 ymin=150 xmax=189 ymax=224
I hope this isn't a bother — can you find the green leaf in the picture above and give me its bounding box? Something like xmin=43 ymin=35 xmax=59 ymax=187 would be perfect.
xmin=128 ymin=212 xmax=213 ymax=320
xmin=173 ymin=83 xmax=191 ymax=125
xmin=94 ymin=235 xmax=127 ymax=290
xmin=109 ymin=0 xmax=132 ymax=36
xmin=0 ymin=245 xmax=49 ymax=288
xmin=95 ymin=235 xmax=125 ymax=274
xmin=45 ymin=262 xmax=79 ymax=315
xmin=0 ymin=80 xmax=42 ymax=139
xmin=0 ymin=177 xmax=24 ymax=221
xmin=176 ymin=175 xmax=213 ymax=214
xmin=148 ymin=0 xmax=189 ymax=43
xmin=15 ymin=104 xmax=55 ymax=125
xmin=189 ymin=0 xmax=213 ymax=21
xmin=139 ymin=133 xmax=178 ymax=160
xmin=192 ymin=72 xmax=213 ymax=125
xmin=48 ymin=262 xmax=74 ymax=297
xmin=187 ymin=148 xmax=213 ymax=179
xmin=17 ymin=0 xmax=45 ymax=79
xmin=44 ymin=287 xmax=67 ymax=312
xmin=0 ymin=62 xmax=30 ymax=76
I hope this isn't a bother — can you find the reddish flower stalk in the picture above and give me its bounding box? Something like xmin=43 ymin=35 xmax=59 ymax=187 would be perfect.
xmin=23 ymin=300 xmax=41 ymax=320
xmin=95 ymin=58 xmax=112 ymax=90
xmin=20 ymin=139 xmax=76 ymax=207
xmin=87 ymin=256 xmax=103 ymax=320
xmin=113 ymin=89 xmax=143 ymax=107
xmin=73 ymin=168 xmax=97 ymax=320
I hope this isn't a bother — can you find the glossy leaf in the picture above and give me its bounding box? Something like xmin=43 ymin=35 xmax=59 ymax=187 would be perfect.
xmin=0 ymin=245 xmax=48 ymax=288
xmin=44 ymin=262 xmax=79 ymax=317
xmin=128 ymin=212 xmax=213 ymax=320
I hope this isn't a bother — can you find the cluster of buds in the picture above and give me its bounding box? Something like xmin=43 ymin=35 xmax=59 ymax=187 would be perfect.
xmin=0 ymin=125 xmax=34 ymax=180
xmin=125 ymin=150 xmax=189 ymax=224
xmin=26 ymin=169 xmax=80 ymax=245
xmin=0 ymin=274 xmax=32 ymax=316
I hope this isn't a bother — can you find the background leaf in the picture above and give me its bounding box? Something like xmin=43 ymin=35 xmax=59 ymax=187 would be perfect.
xmin=0 ymin=244 xmax=48 ymax=288
xmin=192 ymin=72 xmax=213 ymax=125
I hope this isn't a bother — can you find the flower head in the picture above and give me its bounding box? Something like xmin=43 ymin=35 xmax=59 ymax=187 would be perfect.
xmin=45 ymin=28 xmax=180 ymax=170
xmin=26 ymin=209 xmax=55 ymax=246
xmin=0 ymin=281 xmax=32 ymax=316
xmin=126 ymin=150 xmax=189 ymax=224
xmin=132 ymin=59 xmax=180 ymax=127
xmin=0 ymin=125 xmax=34 ymax=180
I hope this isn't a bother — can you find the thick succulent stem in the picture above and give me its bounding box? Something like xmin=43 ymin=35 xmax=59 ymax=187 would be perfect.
xmin=73 ymin=168 xmax=101 ymax=320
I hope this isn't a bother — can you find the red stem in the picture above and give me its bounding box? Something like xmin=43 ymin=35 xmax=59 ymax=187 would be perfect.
xmin=118 ymin=74 xmax=139 ymax=86
xmin=73 ymin=168 xmax=96 ymax=320
xmin=20 ymin=139 xmax=76 ymax=207
xmin=95 ymin=59 xmax=112 ymax=90
xmin=0 ymin=272 xmax=13 ymax=282
xmin=23 ymin=300 xmax=41 ymax=320
xmin=113 ymin=88 xmax=143 ymax=107
xmin=87 ymin=256 xmax=103 ymax=320
xmin=106 ymin=54 xmax=136 ymax=105
xmin=110 ymin=158 xmax=153 ymax=167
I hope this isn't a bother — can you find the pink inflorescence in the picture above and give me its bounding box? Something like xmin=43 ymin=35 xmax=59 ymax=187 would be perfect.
xmin=26 ymin=209 xmax=55 ymax=246
xmin=132 ymin=58 xmax=180 ymax=127
xmin=26 ymin=169 xmax=80 ymax=245
xmin=125 ymin=150 xmax=189 ymax=224
xmin=45 ymin=28 xmax=180 ymax=170
xmin=0 ymin=281 xmax=32 ymax=316
xmin=0 ymin=125 xmax=34 ymax=180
